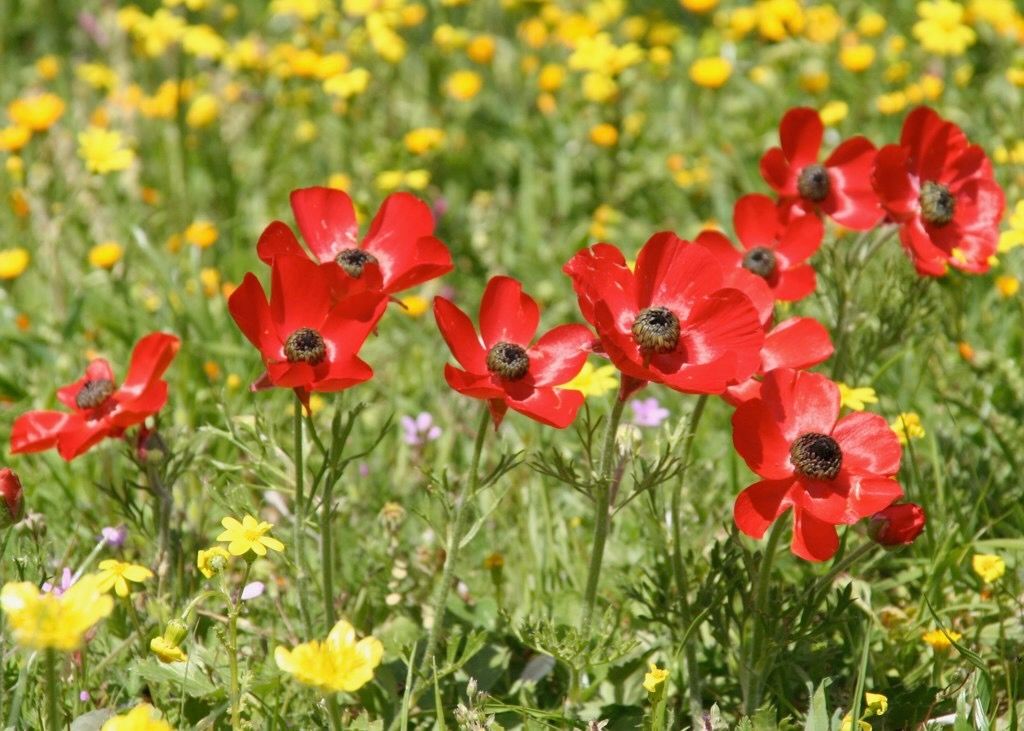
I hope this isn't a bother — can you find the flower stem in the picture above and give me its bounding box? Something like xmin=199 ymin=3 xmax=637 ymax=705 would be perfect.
xmin=745 ymin=520 xmax=785 ymax=714
xmin=417 ymin=407 xmax=490 ymax=679
xmin=228 ymin=561 xmax=253 ymax=730
xmin=147 ymin=462 xmax=173 ymax=597
xmin=326 ymin=694 xmax=344 ymax=731
xmin=44 ymin=649 xmax=59 ymax=731
xmin=580 ymin=388 xmax=628 ymax=640
xmin=321 ymin=474 xmax=337 ymax=632
xmin=292 ymin=401 xmax=316 ymax=637
xmin=808 ymin=541 xmax=878 ymax=599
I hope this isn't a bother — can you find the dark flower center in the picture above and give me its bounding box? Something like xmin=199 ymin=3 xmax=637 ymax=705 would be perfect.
xmin=486 ymin=342 xmax=529 ymax=380
xmin=742 ymin=247 xmax=777 ymax=278
xmin=284 ymin=328 xmax=327 ymax=365
xmin=919 ymin=180 xmax=955 ymax=226
xmin=75 ymin=379 xmax=115 ymax=410
xmin=335 ymin=248 xmax=378 ymax=278
xmin=631 ymin=306 xmax=680 ymax=354
xmin=797 ymin=164 xmax=830 ymax=202
xmin=790 ymin=432 xmax=842 ymax=480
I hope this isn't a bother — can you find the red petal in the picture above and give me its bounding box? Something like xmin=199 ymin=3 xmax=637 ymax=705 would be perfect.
xmin=508 ymin=386 xmax=585 ymax=429
xmin=269 ymin=256 xmax=333 ymax=334
xmin=872 ymin=145 xmax=917 ymax=220
xmin=760 ymin=147 xmax=797 ymax=196
xmin=443 ymin=363 xmax=504 ymax=399
xmin=761 ymin=317 xmax=833 ymax=372
xmin=676 ymin=288 xmax=764 ymax=383
xmin=779 ymin=107 xmax=823 ymax=169
xmin=759 ymin=368 xmax=839 ymax=443
xmin=113 ymin=381 xmax=169 ymax=426
xmin=256 ymin=220 xmax=308 ymax=265
xmin=56 ymin=419 xmax=113 ymax=461
xmin=790 ymin=508 xmax=839 ymax=562
xmin=362 ymin=193 xmax=451 ymax=293
xmin=823 ymin=137 xmax=881 ymax=230
xmin=479 ymin=276 xmax=540 ymax=348
xmin=832 ymin=412 xmax=902 ymax=476
xmin=842 ymin=476 xmax=903 ymax=523
xmin=636 ymin=235 xmax=724 ymax=317
xmin=10 ymin=411 xmax=70 ymax=454
xmin=733 ymin=478 xmax=794 ymax=539
xmin=57 ymin=359 xmax=115 ymax=410
xmin=734 ymin=194 xmax=783 ymax=250
xmin=527 ymin=324 xmax=592 ymax=387
xmin=433 ymin=297 xmax=486 ymax=373
xmin=119 ymin=332 xmax=180 ymax=400
xmin=770 ymin=264 xmax=817 ymax=302
xmin=228 ymin=273 xmax=277 ymax=356
xmin=731 ymin=398 xmax=794 ymax=480
xmin=290 ymin=186 xmax=359 ymax=262
xmin=774 ymin=214 xmax=823 ymax=266
xmin=316 ymin=354 xmax=375 ymax=391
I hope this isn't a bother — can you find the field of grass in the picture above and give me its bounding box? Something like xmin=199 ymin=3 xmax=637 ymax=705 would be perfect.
xmin=1 ymin=0 xmax=1024 ymax=729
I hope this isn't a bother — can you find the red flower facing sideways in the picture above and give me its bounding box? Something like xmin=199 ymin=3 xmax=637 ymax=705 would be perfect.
xmin=228 ymin=255 xmax=388 ymax=408
xmin=434 ymin=276 xmax=592 ymax=428
xmin=761 ymin=107 xmax=882 ymax=230
xmin=869 ymin=502 xmax=926 ymax=547
xmin=10 ymin=332 xmax=180 ymax=461
xmin=696 ymin=195 xmax=824 ymax=302
xmin=256 ymin=186 xmax=453 ymax=296
xmin=732 ymin=368 xmax=903 ymax=561
xmin=873 ymin=106 xmax=1005 ymax=276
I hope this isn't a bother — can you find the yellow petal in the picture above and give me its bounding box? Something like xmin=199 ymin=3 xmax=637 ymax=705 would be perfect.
xmin=221 ymin=516 xmax=242 ymax=531
xmin=260 ymin=536 xmax=285 ymax=552
xmin=122 ymin=565 xmax=154 ymax=582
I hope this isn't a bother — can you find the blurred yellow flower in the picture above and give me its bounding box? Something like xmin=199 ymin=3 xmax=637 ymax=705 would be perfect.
xmin=999 ymin=201 xmax=1024 ymax=252
xmin=538 ymin=64 xmax=566 ymax=92
xmin=564 ymin=362 xmax=618 ymax=398
xmin=78 ymin=127 xmax=135 ymax=173
xmin=8 ymin=93 xmax=65 ymax=131
xmin=643 ymin=662 xmax=669 ymax=692
xmin=100 ymin=704 xmax=173 ymax=731
xmin=324 ymin=68 xmax=371 ymax=98
xmin=996 ymin=274 xmax=1020 ymax=297
xmin=799 ymin=69 xmax=830 ymax=93
xmin=77 ymin=63 xmax=119 ymax=91
xmin=876 ymin=91 xmax=908 ymax=115
xmin=96 ymin=559 xmax=153 ymax=598
xmin=186 ymin=93 xmax=219 ymax=128
xmin=399 ymin=294 xmax=429 ymax=317
xmin=819 ymin=100 xmax=848 ymax=126
xmin=35 ymin=55 xmax=60 ymax=80
xmin=0 ymin=126 xmax=30 ymax=152
xmin=582 ymin=72 xmax=618 ymax=103
xmin=446 ymin=70 xmax=482 ymax=101
xmin=805 ymin=6 xmax=842 ymax=43
xmin=922 ymin=628 xmax=961 ymax=650
xmin=840 ymin=44 xmax=876 ymax=72
xmin=89 ymin=241 xmax=124 ymax=269
xmin=185 ymin=220 xmax=218 ymax=248
xmin=217 ymin=514 xmax=285 ymax=557
xmin=838 ymin=383 xmax=877 ymax=411
xmin=689 ymin=57 xmax=732 ymax=88
xmin=972 ymin=554 xmax=1006 ymax=583
xmin=467 ymin=35 xmax=496 ymax=64
xmin=890 ymin=412 xmax=925 ymax=445
xmin=589 ymin=123 xmax=618 ymax=147
xmin=199 ymin=267 xmax=221 ymax=297
xmin=857 ymin=11 xmax=887 ymax=36
xmin=150 ymin=635 xmax=188 ymax=663
xmin=913 ymin=0 xmax=975 ymax=56
xmin=404 ymin=127 xmax=445 ymax=155
xmin=197 ymin=546 xmax=231 ymax=578
xmin=680 ymin=0 xmax=718 ymax=13
xmin=275 ymin=619 xmax=383 ymax=693
xmin=865 ymin=692 xmax=888 ymax=715
xmin=0 ymin=248 xmax=30 ymax=280
xmin=0 ymin=573 xmax=113 ymax=650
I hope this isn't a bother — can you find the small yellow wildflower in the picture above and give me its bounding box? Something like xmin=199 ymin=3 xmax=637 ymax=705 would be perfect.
xmin=857 ymin=11 xmax=886 ymax=37
xmin=399 ymin=294 xmax=429 ymax=317
xmin=96 ymin=559 xmax=154 ymax=598
xmin=922 ymin=628 xmax=961 ymax=650
xmin=150 ymin=636 xmax=188 ymax=663
xmin=999 ymin=201 xmax=1024 ymax=252
xmin=890 ymin=412 xmax=925 ymax=445
xmin=538 ymin=64 xmax=566 ymax=92
xmin=89 ymin=241 xmax=124 ymax=269
xmin=217 ymin=515 xmax=285 ymax=557
xmin=840 ymin=44 xmax=876 ymax=72
xmin=643 ymin=662 xmax=669 ymax=693
xmin=582 ymin=72 xmax=618 ymax=103
xmin=0 ymin=573 xmax=113 ymax=650
xmin=275 ymin=619 xmax=383 ymax=693
xmin=100 ymin=704 xmax=173 ymax=731
xmin=838 ymin=383 xmax=878 ymax=411
xmin=186 ymin=93 xmax=219 ymax=128
xmin=839 ymin=717 xmax=870 ymax=731
xmin=199 ymin=267 xmax=221 ymax=297
xmin=185 ymin=220 xmax=218 ymax=248
xmin=589 ymin=123 xmax=618 ymax=147
xmin=466 ymin=35 xmax=496 ymax=64
xmin=564 ymin=362 xmax=618 ymax=398
xmin=8 ymin=93 xmax=65 ymax=131
xmin=865 ymin=692 xmax=888 ymax=715
xmin=819 ymin=100 xmax=848 ymax=126
xmin=197 ymin=546 xmax=232 ymax=578
xmin=876 ymin=92 xmax=908 ymax=115
xmin=78 ymin=127 xmax=135 ymax=174
xmin=972 ymin=554 xmax=1006 ymax=583
xmin=913 ymin=0 xmax=975 ymax=56
xmin=681 ymin=0 xmax=718 ymax=13
xmin=0 ymin=248 xmax=30 ymax=280
xmin=403 ymin=127 xmax=445 ymax=155
xmin=689 ymin=57 xmax=732 ymax=88
xmin=996 ymin=274 xmax=1020 ymax=298
xmin=35 ymin=55 xmax=60 ymax=80
xmin=446 ymin=70 xmax=483 ymax=101
xmin=0 ymin=126 xmax=31 ymax=153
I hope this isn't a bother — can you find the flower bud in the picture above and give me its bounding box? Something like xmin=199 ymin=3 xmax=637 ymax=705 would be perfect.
xmin=869 ymin=503 xmax=925 ymax=546
xmin=163 ymin=618 xmax=188 ymax=646
xmin=0 ymin=468 xmax=25 ymax=529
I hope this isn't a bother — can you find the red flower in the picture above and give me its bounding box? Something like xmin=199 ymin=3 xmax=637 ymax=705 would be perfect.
xmin=0 ymin=468 xmax=24 ymax=528
xmin=256 ymin=186 xmax=453 ymax=295
xmin=434 ymin=276 xmax=592 ymax=428
xmin=761 ymin=107 xmax=882 ymax=230
xmin=873 ymin=106 xmax=1005 ymax=276
xmin=732 ymin=368 xmax=903 ymax=562
xmin=10 ymin=332 xmax=180 ymax=461
xmin=564 ymin=233 xmax=764 ymax=395
xmin=696 ymin=195 xmax=824 ymax=302
xmin=869 ymin=502 xmax=926 ymax=547
xmin=228 ymin=255 xmax=388 ymax=408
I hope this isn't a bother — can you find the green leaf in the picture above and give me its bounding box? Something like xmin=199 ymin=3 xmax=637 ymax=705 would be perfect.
xmin=132 ymin=658 xmax=221 ymax=698
xmin=804 ymin=679 xmax=833 ymax=731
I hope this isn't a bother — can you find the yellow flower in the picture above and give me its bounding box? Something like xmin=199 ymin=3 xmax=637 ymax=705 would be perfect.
xmin=89 ymin=241 xmax=124 ymax=269
xmin=0 ymin=248 xmax=30 ymax=280
xmin=403 ymin=127 xmax=445 ymax=155
xmin=857 ymin=11 xmax=887 ymax=36
xmin=689 ymin=57 xmax=732 ymax=89
xmin=999 ymin=201 xmax=1024 ymax=252
xmin=446 ymin=70 xmax=483 ymax=101
xmin=582 ymin=72 xmax=618 ymax=103
xmin=972 ymin=554 xmax=1006 ymax=583
xmin=0 ymin=126 xmax=31 ymax=152
xmin=996 ymin=274 xmax=1020 ymax=297
xmin=643 ymin=662 xmax=669 ymax=693
xmin=922 ymin=628 xmax=961 ymax=650
xmin=399 ymin=295 xmax=429 ymax=317
xmin=35 ymin=55 xmax=60 ymax=80
xmin=185 ymin=220 xmax=218 ymax=248
xmin=466 ymin=35 xmax=496 ymax=64
xmin=564 ymin=362 xmax=618 ymax=398
xmin=100 ymin=704 xmax=173 ymax=731
xmin=913 ymin=0 xmax=976 ymax=56
xmin=840 ymin=44 xmax=876 ymax=72
xmin=839 ymin=717 xmax=870 ymax=731
xmin=890 ymin=412 xmax=925 ymax=445
xmin=199 ymin=267 xmax=221 ymax=297
xmin=589 ymin=123 xmax=618 ymax=147
xmin=0 ymin=573 xmax=113 ymax=650
xmin=217 ymin=515 xmax=285 ymax=557
xmin=8 ymin=93 xmax=65 ymax=131
xmin=865 ymin=692 xmax=888 ymax=715
xmin=275 ymin=619 xmax=383 ymax=693
xmin=186 ymin=93 xmax=219 ymax=128
xmin=680 ymin=0 xmax=718 ymax=13
xmin=78 ymin=127 xmax=135 ymax=174
xmin=538 ymin=64 xmax=566 ymax=92
xmin=323 ymin=69 xmax=371 ymax=99
xmin=150 ymin=635 xmax=188 ymax=663
xmin=96 ymin=560 xmax=154 ymax=598
xmin=197 ymin=546 xmax=232 ymax=578
xmin=819 ymin=100 xmax=849 ymax=126
xmin=876 ymin=91 xmax=908 ymax=116
xmin=838 ymin=383 xmax=878 ymax=411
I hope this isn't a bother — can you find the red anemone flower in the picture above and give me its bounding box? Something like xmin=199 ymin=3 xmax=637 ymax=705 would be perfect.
xmin=228 ymin=255 xmax=388 ymax=408
xmin=10 ymin=332 xmax=180 ymax=461
xmin=434 ymin=276 xmax=592 ymax=428
xmin=256 ymin=186 xmax=453 ymax=296
xmin=873 ymin=106 xmax=1005 ymax=276
xmin=869 ymin=502 xmax=926 ymax=547
xmin=761 ymin=107 xmax=882 ymax=230
xmin=732 ymin=368 xmax=903 ymax=562
xmin=694 ymin=197 xmax=824 ymax=302
xmin=564 ymin=233 xmax=764 ymax=396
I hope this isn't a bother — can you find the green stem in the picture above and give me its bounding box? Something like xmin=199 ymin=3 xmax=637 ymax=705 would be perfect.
xmin=326 ymin=694 xmax=344 ymax=731
xmin=579 ymin=388 xmax=628 ymax=640
xmin=416 ymin=407 xmax=490 ymax=678
xmin=745 ymin=520 xmax=785 ymax=714
xmin=292 ymin=401 xmax=315 ymax=637
xmin=44 ymin=650 xmax=59 ymax=731
xmin=669 ymin=394 xmax=708 ymax=728
xmin=808 ymin=541 xmax=878 ymax=600
xmin=6 ymin=651 xmax=34 ymax=730
xmin=228 ymin=561 xmax=253 ymax=729
xmin=147 ymin=462 xmax=173 ymax=598
xmin=321 ymin=474 xmax=337 ymax=632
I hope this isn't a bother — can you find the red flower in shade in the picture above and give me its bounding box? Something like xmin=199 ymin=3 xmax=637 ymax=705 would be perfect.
xmin=228 ymin=255 xmax=388 ymax=408
xmin=564 ymin=233 xmax=765 ymax=395
xmin=10 ymin=333 xmax=180 ymax=461
xmin=761 ymin=107 xmax=882 ymax=230
xmin=255 ymin=186 xmax=453 ymax=296
xmin=732 ymin=368 xmax=903 ymax=561
xmin=695 ymin=195 xmax=824 ymax=302
xmin=869 ymin=502 xmax=926 ymax=547
xmin=434 ymin=276 xmax=592 ymax=428
xmin=873 ymin=106 xmax=1005 ymax=276
xmin=0 ymin=468 xmax=25 ymax=528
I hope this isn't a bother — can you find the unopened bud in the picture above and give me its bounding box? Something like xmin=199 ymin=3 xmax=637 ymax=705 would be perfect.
xmin=0 ymin=468 xmax=24 ymax=529
xmin=163 ymin=618 xmax=188 ymax=646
